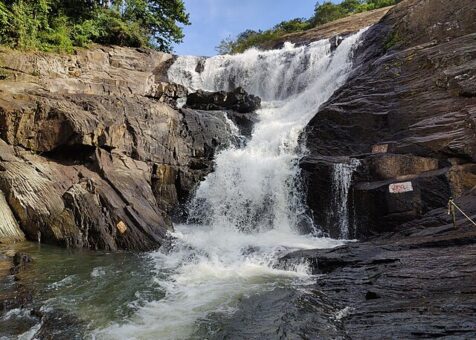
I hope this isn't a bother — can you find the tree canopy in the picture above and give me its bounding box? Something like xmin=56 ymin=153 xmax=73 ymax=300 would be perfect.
xmin=0 ymin=0 xmax=190 ymax=52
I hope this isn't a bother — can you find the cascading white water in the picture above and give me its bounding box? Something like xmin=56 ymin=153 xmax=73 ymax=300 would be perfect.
xmin=97 ymin=29 xmax=366 ymax=340
xmin=329 ymin=159 xmax=361 ymax=239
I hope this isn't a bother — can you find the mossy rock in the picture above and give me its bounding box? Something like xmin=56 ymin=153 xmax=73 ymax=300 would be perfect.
xmin=384 ymin=30 xmax=403 ymax=51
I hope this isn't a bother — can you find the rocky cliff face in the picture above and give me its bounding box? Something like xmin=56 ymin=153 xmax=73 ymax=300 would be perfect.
xmin=0 ymin=46 xmax=252 ymax=250
xmin=1 ymin=0 xmax=473 ymax=250
xmin=302 ymin=0 xmax=476 ymax=238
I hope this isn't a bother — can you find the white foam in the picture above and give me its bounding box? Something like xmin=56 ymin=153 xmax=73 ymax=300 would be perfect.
xmin=96 ymin=29 xmax=367 ymax=340
xmin=47 ymin=274 xmax=77 ymax=290
xmin=91 ymin=267 xmax=106 ymax=278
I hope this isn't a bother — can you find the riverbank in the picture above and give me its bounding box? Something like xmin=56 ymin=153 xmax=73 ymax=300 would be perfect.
xmin=4 ymin=189 xmax=475 ymax=339
xmin=281 ymin=189 xmax=476 ymax=338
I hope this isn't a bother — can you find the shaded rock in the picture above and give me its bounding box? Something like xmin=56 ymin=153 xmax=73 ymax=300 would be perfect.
xmin=0 ymin=284 xmax=33 ymax=314
xmin=31 ymin=308 xmax=86 ymax=340
xmin=185 ymin=87 xmax=261 ymax=136
xmin=353 ymin=167 xmax=453 ymax=236
xmin=301 ymin=0 xmax=476 ymax=238
xmin=186 ymin=87 xmax=261 ymax=113
xmin=0 ymin=253 xmax=33 ymax=315
xmin=0 ymin=140 xmax=168 ymax=250
xmin=365 ymin=153 xmax=440 ymax=180
xmin=300 ymin=156 xmax=361 ymax=238
xmin=365 ymin=291 xmax=381 ymax=300
xmin=10 ymin=252 xmax=32 ymax=275
xmin=146 ymin=82 xmax=187 ymax=107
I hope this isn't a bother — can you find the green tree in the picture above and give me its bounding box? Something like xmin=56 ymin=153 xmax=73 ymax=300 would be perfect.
xmin=273 ymin=18 xmax=311 ymax=33
xmin=217 ymin=0 xmax=401 ymax=55
xmin=341 ymin=0 xmax=362 ymax=13
xmin=0 ymin=0 xmax=190 ymax=52
xmin=311 ymin=2 xmax=347 ymax=26
xmin=115 ymin=0 xmax=190 ymax=51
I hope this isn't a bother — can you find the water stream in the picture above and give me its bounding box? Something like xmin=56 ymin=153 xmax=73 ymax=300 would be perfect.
xmin=1 ymin=29 xmax=366 ymax=339
xmin=329 ymin=159 xmax=361 ymax=239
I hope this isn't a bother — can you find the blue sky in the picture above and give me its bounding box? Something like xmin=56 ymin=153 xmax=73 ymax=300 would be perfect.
xmin=173 ymin=0 xmax=321 ymax=56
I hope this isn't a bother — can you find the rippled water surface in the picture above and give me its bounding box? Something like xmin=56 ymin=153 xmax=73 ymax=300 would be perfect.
xmin=1 ymin=235 xmax=342 ymax=339
xmin=0 ymin=242 xmax=158 ymax=338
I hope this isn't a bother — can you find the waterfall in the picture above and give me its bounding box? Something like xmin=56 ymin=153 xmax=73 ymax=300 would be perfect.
xmin=169 ymin=35 xmax=365 ymax=234
xmin=169 ymin=40 xmax=336 ymax=101
xmin=98 ymin=29 xmax=367 ymax=339
xmin=329 ymin=159 xmax=360 ymax=239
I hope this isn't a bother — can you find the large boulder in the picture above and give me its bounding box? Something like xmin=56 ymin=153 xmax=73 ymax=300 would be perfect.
xmin=302 ymin=0 xmax=476 ymax=238
xmin=186 ymin=87 xmax=261 ymax=113
xmin=185 ymin=87 xmax=261 ymax=136
xmin=0 ymin=46 xmax=235 ymax=250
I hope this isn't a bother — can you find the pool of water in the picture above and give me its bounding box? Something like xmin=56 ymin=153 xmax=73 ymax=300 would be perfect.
xmin=1 ymin=234 xmax=345 ymax=340
xmin=0 ymin=241 xmax=160 ymax=338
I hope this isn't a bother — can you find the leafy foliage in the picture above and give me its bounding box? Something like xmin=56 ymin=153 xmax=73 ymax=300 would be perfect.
xmin=0 ymin=0 xmax=190 ymax=52
xmin=311 ymin=0 xmax=400 ymax=25
xmin=218 ymin=0 xmax=400 ymax=55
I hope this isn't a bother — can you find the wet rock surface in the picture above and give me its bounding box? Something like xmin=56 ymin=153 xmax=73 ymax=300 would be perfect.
xmin=10 ymin=252 xmax=32 ymax=275
xmin=185 ymin=87 xmax=261 ymax=136
xmin=281 ymin=191 xmax=476 ymax=339
xmin=294 ymin=2 xmax=476 ymax=335
xmin=186 ymin=87 xmax=261 ymax=113
xmin=0 ymin=46 xmax=236 ymax=250
xmin=0 ymin=251 xmax=33 ymax=316
xmin=302 ymin=0 xmax=476 ymax=237
xmin=29 ymin=308 xmax=87 ymax=340
xmin=0 ymin=248 xmax=86 ymax=339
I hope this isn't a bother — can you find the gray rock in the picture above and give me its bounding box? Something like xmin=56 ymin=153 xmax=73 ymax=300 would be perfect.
xmin=185 ymin=87 xmax=261 ymax=136
xmin=186 ymin=87 xmax=261 ymax=113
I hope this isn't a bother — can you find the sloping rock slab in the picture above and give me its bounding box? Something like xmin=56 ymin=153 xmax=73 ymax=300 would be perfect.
xmin=280 ymin=192 xmax=476 ymax=338
xmin=0 ymin=140 xmax=169 ymax=251
xmin=301 ymin=0 xmax=476 ymax=238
